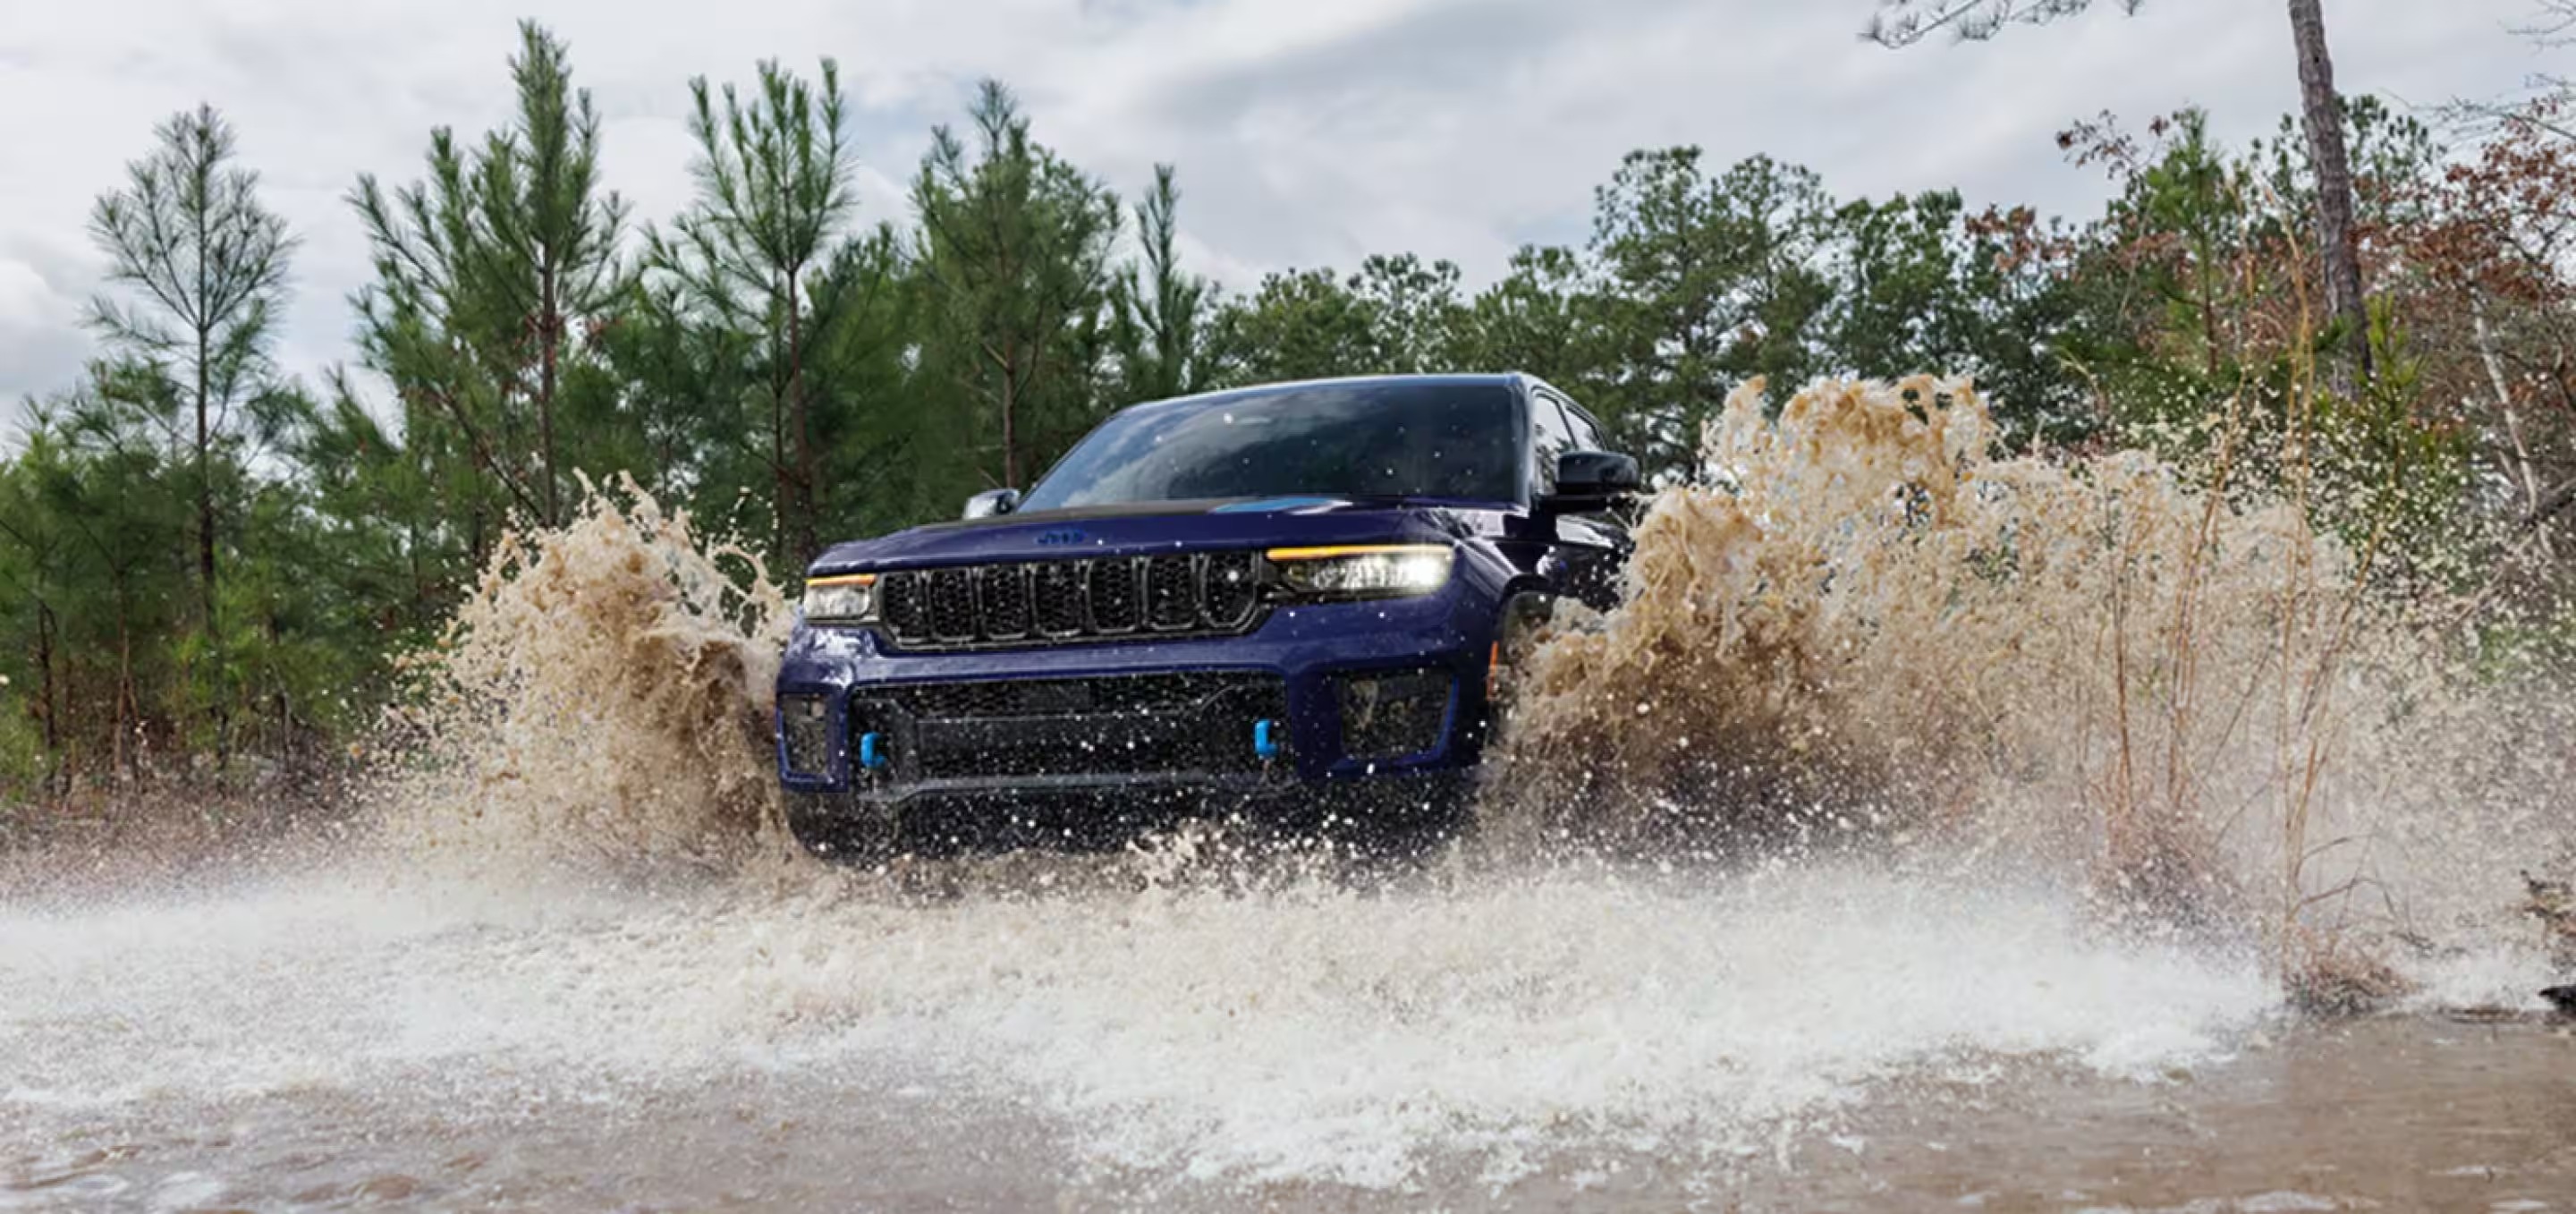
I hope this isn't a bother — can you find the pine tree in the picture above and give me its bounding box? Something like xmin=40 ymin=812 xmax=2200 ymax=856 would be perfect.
xmin=913 ymin=81 xmax=1123 ymax=488
xmin=86 ymin=104 xmax=297 ymax=765
xmin=648 ymin=57 xmax=858 ymax=565
xmin=353 ymin=18 xmax=625 ymax=587
xmin=1107 ymin=165 xmax=1210 ymax=403
xmin=1589 ymin=149 xmax=1835 ymax=470
xmin=472 ymin=20 xmax=628 ymax=526
xmin=1205 ymin=267 xmax=1383 ymax=386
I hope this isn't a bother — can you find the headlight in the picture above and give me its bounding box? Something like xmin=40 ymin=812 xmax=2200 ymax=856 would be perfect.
xmin=801 ymin=573 xmax=877 ymax=624
xmin=1267 ymin=545 xmax=1454 ymax=600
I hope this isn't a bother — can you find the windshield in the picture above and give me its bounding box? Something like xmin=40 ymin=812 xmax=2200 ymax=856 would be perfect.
xmin=1017 ymin=381 xmax=1524 ymax=512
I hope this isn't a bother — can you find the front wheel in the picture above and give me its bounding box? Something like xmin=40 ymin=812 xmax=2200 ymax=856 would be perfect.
xmin=1485 ymin=591 xmax=1563 ymax=743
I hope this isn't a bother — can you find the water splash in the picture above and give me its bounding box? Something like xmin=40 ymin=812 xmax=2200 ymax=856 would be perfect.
xmin=1496 ymin=378 xmax=2563 ymax=991
xmin=368 ymin=475 xmax=793 ymax=875
xmin=0 ymin=855 xmax=2278 ymax=1194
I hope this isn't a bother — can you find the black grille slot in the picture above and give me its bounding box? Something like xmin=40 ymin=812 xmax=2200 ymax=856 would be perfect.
xmin=927 ymin=568 xmax=977 ymax=641
xmin=1032 ymin=563 xmax=1085 ymax=636
xmin=1089 ymin=559 xmax=1140 ymax=632
xmin=880 ymin=571 xmax=927 ymax=637
xmin=1203 ymin=552 xmax=1258 ymax=628
xmin=1147 ymin=556 xmax=1197 ymax=631
xmin=979 ymin=565 xmax=1032 ymax=639
xmin=873 ymin=553 xmax=1268 ymax=652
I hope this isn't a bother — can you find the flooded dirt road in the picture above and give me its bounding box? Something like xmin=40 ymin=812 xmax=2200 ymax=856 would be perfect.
xmin=5 ymin=854 xmax=2567 ymax=1212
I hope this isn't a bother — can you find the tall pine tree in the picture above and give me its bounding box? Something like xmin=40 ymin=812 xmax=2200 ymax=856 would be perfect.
xmin=913 ymin=81 xmax=1123 ymax=489
xmin=86 ymin=104 xmax=298 ymax=765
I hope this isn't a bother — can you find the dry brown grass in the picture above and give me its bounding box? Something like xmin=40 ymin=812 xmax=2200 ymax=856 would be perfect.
xmin=1487 ymin=365 xmax=2448 ymax=1011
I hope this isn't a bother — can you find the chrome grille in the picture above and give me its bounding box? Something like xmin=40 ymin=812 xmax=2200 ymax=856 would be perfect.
xmin=876 ymin=555 xmax=1270 ymax=651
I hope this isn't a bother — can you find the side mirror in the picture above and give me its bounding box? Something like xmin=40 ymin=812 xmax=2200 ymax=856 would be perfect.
xmin=962 ymin=488 xmax=1022 ymax=520
xmin=1544 ymin=450 xmax=1640 ymax=511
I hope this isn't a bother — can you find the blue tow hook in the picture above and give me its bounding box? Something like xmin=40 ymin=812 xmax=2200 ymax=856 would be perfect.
xmin=1253 ymin=718 xmax=1281 ymax=760
xmin=858 ymin=731 xmax=889 ymax=770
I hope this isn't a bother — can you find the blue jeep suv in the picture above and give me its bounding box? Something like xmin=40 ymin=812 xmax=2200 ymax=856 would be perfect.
xmin=775 ymin=373 xmax=1637 ymax=857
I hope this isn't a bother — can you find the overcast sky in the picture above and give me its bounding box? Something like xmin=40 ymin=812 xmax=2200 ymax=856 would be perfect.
xmin=0 ymin=0 xmax=2562 ymax=404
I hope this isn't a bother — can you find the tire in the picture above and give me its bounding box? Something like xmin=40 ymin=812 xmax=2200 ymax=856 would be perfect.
xmin=1486 ymin=590 xmax=1560 ymax=743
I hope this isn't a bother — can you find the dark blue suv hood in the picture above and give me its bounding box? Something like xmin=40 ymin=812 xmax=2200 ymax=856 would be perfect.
xmin=807 ymin=496 xmax=1504 ymax=575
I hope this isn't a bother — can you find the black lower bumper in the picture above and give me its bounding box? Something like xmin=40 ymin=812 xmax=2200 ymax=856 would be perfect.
xmin=784 ymin=768 xmax=1479 ymax=857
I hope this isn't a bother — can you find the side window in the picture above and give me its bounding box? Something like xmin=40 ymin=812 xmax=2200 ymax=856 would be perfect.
xmin=1529 ymin=391 xmax=1577 ymax=495
xmin=1560 ymin=399 xmax=1605 ymax=453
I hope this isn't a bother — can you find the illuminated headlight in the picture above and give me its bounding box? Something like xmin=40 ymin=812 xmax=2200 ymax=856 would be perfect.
xmin=1267 ymin=545 xmax=1454 ymax=600
xmin=801 ymin=573 xmax=877 ymax=624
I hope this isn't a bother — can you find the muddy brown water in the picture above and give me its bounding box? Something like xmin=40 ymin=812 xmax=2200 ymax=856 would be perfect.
xmin=6 ymin=1014 xmax=2573 ymax=1211
xmin=5 ymin=855 xmax=2569 ymax=1212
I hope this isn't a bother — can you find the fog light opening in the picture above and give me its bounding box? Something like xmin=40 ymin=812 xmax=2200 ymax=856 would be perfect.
xmin=1334 ymin=668 xmax=1453 ymax=761
xmin=781 ymin=694 xmax=836 ymax=779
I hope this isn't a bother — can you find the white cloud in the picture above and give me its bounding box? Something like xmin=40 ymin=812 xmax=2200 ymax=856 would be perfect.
xmin=0 ymin=0 xmax=2556 ymax=401
xmin=0 ymin=238 xmax=94 ymax=411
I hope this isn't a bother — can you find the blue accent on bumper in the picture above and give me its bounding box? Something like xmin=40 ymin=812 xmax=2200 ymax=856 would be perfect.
xmin=858 ymin=731 xmax=888 ymax=770
xmin=1253 ymin=718 xmax=1281 ymax=760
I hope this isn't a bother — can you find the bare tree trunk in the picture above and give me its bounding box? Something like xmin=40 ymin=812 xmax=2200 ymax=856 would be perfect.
xmin=114 ymin=594 xmax=137 ymax=783
xmin=538 ymin=261 xmax=561 ymax=528
xmin=998 ymin=341 xmax=1021 ymax=489
xmin=37 ymin=599 xmax=58 ymax=794
xmin=772 ymin=272 xmax=792 ymax=563
xmin=2286 ymin=0 xmax=2373 ymax=384
xmin=786 ymin=266 xmax=815 ymax=564
xmin=196 ymin=311 xmax=226 ymax=772
xmin=2476 ymin=298 xmax=2551 ymax=556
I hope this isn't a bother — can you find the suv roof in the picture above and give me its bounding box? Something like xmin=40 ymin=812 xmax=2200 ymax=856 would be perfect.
xmin=1148 ymin=371 xmax=1533 ymax=403
xmin=1118 ymin=369 xmax=1604 ymax=430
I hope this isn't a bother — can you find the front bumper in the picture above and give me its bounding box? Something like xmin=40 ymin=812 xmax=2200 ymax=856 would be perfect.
xmin=774 ymin=576 xmax=1504 ymax=813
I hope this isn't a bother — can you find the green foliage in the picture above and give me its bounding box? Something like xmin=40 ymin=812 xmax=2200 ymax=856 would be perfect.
xmin=1588 ymin=150 xmax=1836 ymax=471
xmin=77 ymin=101 xmax=305 ymax=774
xmin=1825 ymin=190 xmax=2096 ymax=446
xmin=646 ymin=54 xmax=856 ymax=565
xmin=1107 ymin=166 xmax=1212 ymax=403
xmin=912 ymin=80 xmax=1123 ymax=490
xmin=350 ymin=19 xmax=631 ymax=559
xmin=1207 ymin=267 xmax=1387 ymax=385
xmin=1205 ymin=253 xmax=1469 ymax=387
